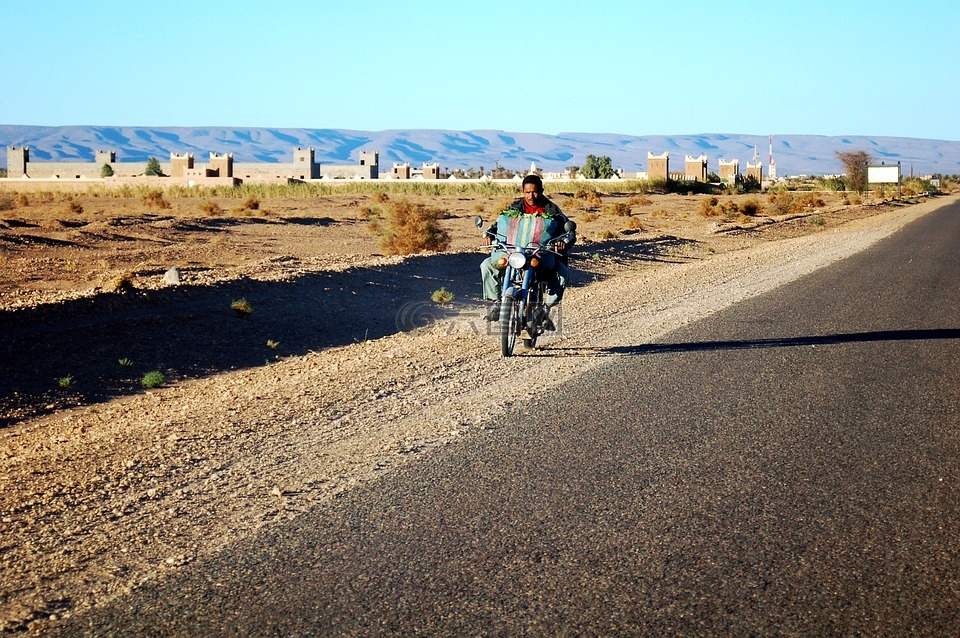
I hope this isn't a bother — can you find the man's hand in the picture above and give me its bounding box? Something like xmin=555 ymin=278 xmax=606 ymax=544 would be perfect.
xmin=482 ymin=235 xmax=493 ymax=246
xmin=554 ymin=240 xmax=567 ymax=251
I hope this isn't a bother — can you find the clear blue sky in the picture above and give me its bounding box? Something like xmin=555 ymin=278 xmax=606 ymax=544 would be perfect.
xmin=4 ymin=1 xmax=958 ymax=140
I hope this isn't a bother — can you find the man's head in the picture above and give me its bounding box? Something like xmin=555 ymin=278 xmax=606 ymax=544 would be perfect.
xmin=521 ymin=174 xmax=544 ymax=208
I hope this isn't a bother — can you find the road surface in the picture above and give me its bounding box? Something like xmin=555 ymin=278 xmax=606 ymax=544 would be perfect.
xmin=56 ymin=202 xmax=960 ymax=636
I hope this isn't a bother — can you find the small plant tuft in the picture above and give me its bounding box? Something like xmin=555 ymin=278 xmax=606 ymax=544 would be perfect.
xmin=118 ymin=358 xmax=134 ymax=368
xmin=431 ymin=287 xmax=455 ymax=304
xmin=266 ymin=339 xmax=280 ymax=350
xmin=56 ymin=374 xmax=75 ymax=389
xmin=231 ymin=298 xmax=253 ymax=318
xmin=141 ymin=371 xmax=165 ymax=388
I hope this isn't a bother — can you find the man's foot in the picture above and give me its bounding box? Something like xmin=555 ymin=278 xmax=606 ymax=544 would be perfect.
xmin=535 ymin=307 xmax=556 ymax=331
xmin=484 ymin=302 xmax=500 ymax=322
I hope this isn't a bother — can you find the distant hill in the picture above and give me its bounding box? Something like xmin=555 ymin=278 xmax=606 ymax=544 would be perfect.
xmin=1 ymin=125 xmax=958 ymax=177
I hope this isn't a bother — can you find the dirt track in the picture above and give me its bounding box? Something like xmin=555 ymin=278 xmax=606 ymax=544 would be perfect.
xmin=0 ymin=189 xmax=953 ymax=632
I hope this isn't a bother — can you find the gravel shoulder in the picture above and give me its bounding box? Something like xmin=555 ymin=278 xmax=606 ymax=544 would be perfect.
xmin=0 ymin=194 xmax=954 ymax=633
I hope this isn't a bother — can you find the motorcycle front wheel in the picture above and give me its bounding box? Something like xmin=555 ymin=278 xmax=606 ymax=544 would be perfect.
xmin=499 ymin=295 xmax=519 ymax=357
xmin=522 ymin=311 xmax=539 ymax=350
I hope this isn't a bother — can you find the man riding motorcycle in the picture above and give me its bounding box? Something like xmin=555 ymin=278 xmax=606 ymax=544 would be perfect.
xmin=480 ymin=174 xmax=573 ymax=327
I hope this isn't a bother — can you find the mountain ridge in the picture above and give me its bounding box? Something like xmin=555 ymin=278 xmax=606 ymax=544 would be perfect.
xmin=2 ymin=125 xmax=958 ymax=176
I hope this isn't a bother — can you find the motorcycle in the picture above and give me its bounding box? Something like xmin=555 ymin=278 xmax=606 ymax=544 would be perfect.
xmin=476 ymin=215 xmax=576 ymax=356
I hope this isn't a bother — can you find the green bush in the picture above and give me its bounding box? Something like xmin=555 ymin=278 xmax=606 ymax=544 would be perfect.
xmin=144 ymin=157 xmax=164 ymax=177
xmin=142 ymin=371 xmax=165 ymax=388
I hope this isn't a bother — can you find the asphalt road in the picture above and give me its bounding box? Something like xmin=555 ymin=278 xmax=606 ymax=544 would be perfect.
xmin=58 ymin=201 xmax=960 ymax=636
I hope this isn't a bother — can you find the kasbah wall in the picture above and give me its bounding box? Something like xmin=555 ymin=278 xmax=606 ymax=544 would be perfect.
xmin=4 ymin=145 xmax=764 ymax=189
xmin=2 ymin=147 xmax=381 ymax=189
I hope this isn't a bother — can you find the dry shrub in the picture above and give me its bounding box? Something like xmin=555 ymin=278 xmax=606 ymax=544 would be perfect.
xmin=766 ymin=191 xmax=824 ymax=216
xmin=698 ymin=197 xmax=721 ymax=217
xmin=377 ymin=198 xmax=451 ymax=255
xmin=232 ymin=197 xmax=265 ymax=217
xmin=16 ymin=193 xmax=30 ymax=208
xmin=625 ymin=217 xmax=645 ymax=230
xmin=373 ymin=191 xmax=390 ymax=203
xmin=767 ymin=191 xmax=796 ymax=216
xmin=200 ymin=200 xmax=223 ymax=216
xmin=720 ymin=201 xmax=740 ymax=219
xmin=105 ymin=271 xmax=135 ymax=292
xmin=580 ymin=212 xmax=598 ymax=223
xmin=358 ymin=205 xmax=379 ymax=220
xmin=574 ymin=185 xmax=595 ymax=199
xmin=573 ymin=186 xmax=603 ymax=209
xmin=141 ymin=190 xmax=171 ymax=210
xmin=597 ymin=229 xmax=619 ymax=240
xmin=740 ymin=198 xmax=764 ymax=216
xmin=627 ymin=195 xmax=653 ymax=207
xmin=0 ymin=194 xmax=15 ymax=212
xmin=66 ymin=200 xmax=83 ymax=215
xmin=603 ymin=202 xmax=631 ymax=216
xmin=797 ymin=192 xmax=825 ymax=209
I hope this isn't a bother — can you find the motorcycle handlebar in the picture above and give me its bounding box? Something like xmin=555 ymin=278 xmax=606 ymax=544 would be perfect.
xmin=480 ymin=231 xmax=575 ymax=256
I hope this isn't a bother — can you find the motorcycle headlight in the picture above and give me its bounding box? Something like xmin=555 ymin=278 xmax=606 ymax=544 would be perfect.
xmin=507 ymin=252 xmax=527 ymax=269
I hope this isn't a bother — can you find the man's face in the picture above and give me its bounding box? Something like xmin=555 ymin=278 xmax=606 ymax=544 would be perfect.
xmin=522 ymin=184 xmax=541 ymax=208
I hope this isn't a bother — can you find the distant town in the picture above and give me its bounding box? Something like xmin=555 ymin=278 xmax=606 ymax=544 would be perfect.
xmin=3 ymin=145 xmax=770 ymax=187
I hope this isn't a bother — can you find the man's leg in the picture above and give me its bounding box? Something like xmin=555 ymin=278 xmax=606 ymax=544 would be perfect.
xmin=540 ymin=263 xmax=569 ymax=331
xmin=480 ymin=255 xmax=505 ymax=321
xmin=544 ymin=262 xmax=568 ymax=306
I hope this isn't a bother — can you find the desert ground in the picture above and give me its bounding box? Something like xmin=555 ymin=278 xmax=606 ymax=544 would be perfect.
xmin=0 ymin=183 xmax=954 ymax=632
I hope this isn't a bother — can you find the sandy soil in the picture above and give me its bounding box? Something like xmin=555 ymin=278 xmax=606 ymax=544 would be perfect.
xmin=0 ymin=185 xmax=953 ymax=633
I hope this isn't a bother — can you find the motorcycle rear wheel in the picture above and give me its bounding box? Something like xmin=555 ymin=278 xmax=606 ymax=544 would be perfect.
xmin=500 ymin=295 xmax=519 ymax=357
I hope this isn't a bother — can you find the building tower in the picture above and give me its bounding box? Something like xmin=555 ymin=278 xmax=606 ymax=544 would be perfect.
xmin=170 ymin=152 xmax=194 ymax=177
xmin=684 ymin=155 xmax=708 ymax=182
xmin=293 ymin=147 xmax=319 ymax=180
xmin=208 ymin=152 xmax=233 ymax=178
xmin=747 ymin=146 xmax=763 ymax=183
xmin=6 ymin=146 xmax=29 ymax=177
xmin=718 ymin=158 xmax=740 ymax=183
xmin=768 ymin=133 xmax=777 ymax=179
xmin=647 ymin=152 xmax=669 ymax=181
xmin=359 ymin=150 xmax=379 ymax=179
